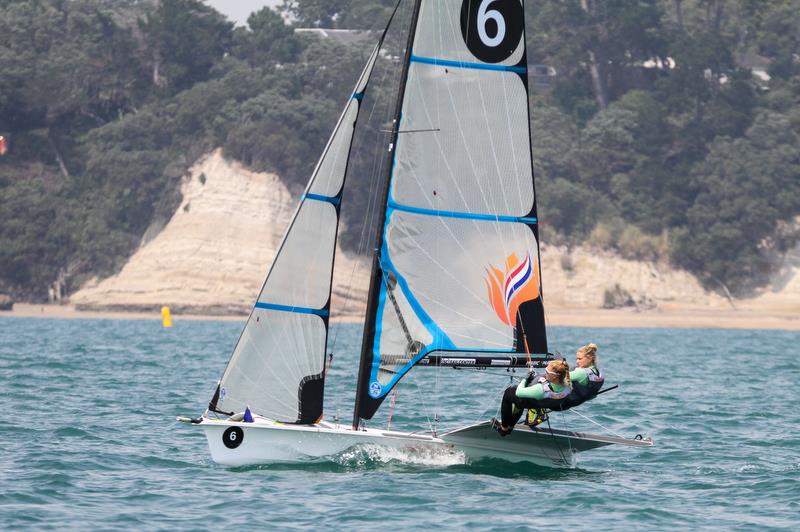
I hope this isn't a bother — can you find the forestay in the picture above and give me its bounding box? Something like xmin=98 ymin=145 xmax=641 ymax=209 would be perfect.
xmin=208 ymin=43 xmax=383 ymax=424
xmin=355 ymin=0 xmax=547 ymax=422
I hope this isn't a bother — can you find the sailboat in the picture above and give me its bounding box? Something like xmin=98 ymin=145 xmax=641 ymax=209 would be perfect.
xmin=179 ymin=0 xmax=652 ymax=468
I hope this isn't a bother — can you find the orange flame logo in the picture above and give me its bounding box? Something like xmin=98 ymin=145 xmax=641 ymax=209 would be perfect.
xmin=484 ymin=252 xmax=540 ymax=326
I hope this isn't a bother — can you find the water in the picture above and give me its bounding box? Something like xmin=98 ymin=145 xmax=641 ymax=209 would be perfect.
xmin=1 ymin=317 xmax=798 ymax=529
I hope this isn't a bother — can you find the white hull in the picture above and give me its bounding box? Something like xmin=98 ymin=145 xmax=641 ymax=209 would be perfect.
xmin=192 ymin=418 xmax=652 ymax=469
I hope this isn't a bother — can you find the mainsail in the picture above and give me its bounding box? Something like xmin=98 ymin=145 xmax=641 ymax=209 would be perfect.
xmin=355 ymin=0 xmax=547 ymax=423
xmin=208 ymin=41 xmax=384 ymax=424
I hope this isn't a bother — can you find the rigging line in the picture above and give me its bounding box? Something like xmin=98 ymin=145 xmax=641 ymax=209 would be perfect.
xmin=330 ymin=32 xmax=397 ymax=355
xmin=515 ymin=307 xmax=532 ymax=365
xmin=330 ymin=0 xmax=404 ymax=338
xmin=381 ymin=272 xmax=415 ymax=345
xmin=354 ymin=0 xmax=426 ymax=428
xmin=214 ymin=36 xmax=382 ymax=419
xmin=558 ymin=409 xmax=575 ymax=457
xmin=379 ymin=256 xmax=508 ymax=339
xmin=386 ymin=388 xmax=398 ymax=430
xmin=568 ymin=408 xmax=627 ymax=439
xmin=467 ymin=378 xmax=510 ymax=430
xmin=408 ymin=368 xmax=435 ymax=435
xmin=543 ymin=414 xmax=570 ymax=466
xmin=386 ymin=228 xmax=504 ymax=331
xmin=353 ymin=55 xmax=395 ymax=260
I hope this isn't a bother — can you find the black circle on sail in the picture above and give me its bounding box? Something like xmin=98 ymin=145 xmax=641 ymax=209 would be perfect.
xmin=460 ymin=0 xmax=524 ymax=64
xmin=222 ymin=426 xmax=244 ymax=449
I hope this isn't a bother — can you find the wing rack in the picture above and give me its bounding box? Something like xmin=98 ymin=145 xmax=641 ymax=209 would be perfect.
xmin=419 ymin=353 xmax=554 ymax=369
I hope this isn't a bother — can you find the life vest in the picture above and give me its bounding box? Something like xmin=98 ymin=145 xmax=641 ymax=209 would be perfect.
xmin=542 ymin=380 xmax=571 ymax=400
xmin=515 ymin=380 xmax=573 ymax=411
xmin=560 ymin=367 xmax=604 ymax=409
xmin=576 ymin=366 xmax=604 ymax=396
xmin=518 ymin=368 xmax=605 ymax=412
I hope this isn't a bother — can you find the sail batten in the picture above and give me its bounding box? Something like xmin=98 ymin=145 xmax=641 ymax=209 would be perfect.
xmin=355 ymin=0 xmax=547 ymax=423
xmin=387 ymin=200 xmax=538 ymax=224
xmin=303 ymin=193 xmax=342 ymax=205
xmin=409 ymin=54 xmax=527 ymax=73
xmin=253 ymin=302 xmax=330 ymax=316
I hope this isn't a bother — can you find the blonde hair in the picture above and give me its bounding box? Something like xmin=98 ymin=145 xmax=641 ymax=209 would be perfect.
xmin=547 ymin=359 xmax=571 ymax=387
xmin=577 ymin=343 xmax=598 ymax=366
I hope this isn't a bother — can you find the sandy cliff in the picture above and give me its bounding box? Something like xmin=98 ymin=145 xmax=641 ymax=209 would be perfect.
xmin=72 ymin=150 xmax=798 ymax=318
xmin=72 ymin=150 xmax=369 ymax=317
xmin=542 ymin=245 xmax=732 ymax=309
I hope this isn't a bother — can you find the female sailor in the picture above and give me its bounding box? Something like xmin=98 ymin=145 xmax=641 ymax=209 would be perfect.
xmin=567 ymin=343 xmax=605 ymax=405
xmin=494 ymin=359 xmax=571 ymax=435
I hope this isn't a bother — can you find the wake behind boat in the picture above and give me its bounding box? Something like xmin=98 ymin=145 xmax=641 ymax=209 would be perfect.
xmin=179 ymin=0 xmax=652 ymax=468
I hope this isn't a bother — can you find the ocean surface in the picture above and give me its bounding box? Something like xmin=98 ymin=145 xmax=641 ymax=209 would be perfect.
xmin=1 ymin=316 xmax=798 ymax=530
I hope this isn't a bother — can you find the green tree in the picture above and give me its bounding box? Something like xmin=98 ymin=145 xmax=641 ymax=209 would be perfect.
xmin=673 ymin=111 xmax=800 ymax=292
xmin=233 ymin=7 xmax=303 ymax=67
xmin=138 ymin=0 xmax=233 ymax=94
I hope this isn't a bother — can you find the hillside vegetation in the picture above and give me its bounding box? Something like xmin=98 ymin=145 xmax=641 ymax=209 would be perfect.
xmin=0 ymin=0 xmax=798 ymax=301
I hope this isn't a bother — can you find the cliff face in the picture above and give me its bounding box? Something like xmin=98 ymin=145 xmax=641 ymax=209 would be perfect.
xmin=539 ymin=245 xmax=725 ymax=309
xmin=72 ymin=150 xmax=797 ymax=317
xmin=72 ymin=150 xmax=369 ymax=316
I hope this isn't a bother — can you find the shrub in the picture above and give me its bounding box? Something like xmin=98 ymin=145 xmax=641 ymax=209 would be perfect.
xmin=602 ymin=284 xmax=634 ymax=309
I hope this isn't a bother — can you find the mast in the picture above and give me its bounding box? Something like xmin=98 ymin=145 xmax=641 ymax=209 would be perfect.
xmin=353 ymin=0 xmax=422 ymax=430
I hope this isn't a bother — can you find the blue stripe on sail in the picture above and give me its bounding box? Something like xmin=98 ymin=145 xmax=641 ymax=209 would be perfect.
xmin=388 ymin=200 xmax=537 ymax=225
xmin=254 ymin=302 xmax=329 ymax=317
xmin=366 ymin=118 xmax=459 ymax=399
xmin=352 ymin=91 xmax=364 ymax=101
xmin=303 ymin=193 xmax=341 ymax=205
xmin=382 ymin=247 xmax=455 ymax=351
xmin=410 ymin=54 xmax=527 ymax=74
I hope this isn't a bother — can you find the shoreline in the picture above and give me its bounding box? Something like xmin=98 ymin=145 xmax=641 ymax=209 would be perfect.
xmin=2 ymin=303 xmax=798 ymax=331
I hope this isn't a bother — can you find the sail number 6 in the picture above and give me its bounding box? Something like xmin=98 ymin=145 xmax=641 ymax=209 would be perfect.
xmin=477 ymin=0 xmax=505 ymax=47
xmin=222 ymin=426 xmax=244 ymax=449
xmin=460 ymin=0 xmax=523 ymax=64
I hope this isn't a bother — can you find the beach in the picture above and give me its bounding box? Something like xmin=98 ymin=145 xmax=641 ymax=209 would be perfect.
xmin=3 ymin=302 xmax=797 ymax=331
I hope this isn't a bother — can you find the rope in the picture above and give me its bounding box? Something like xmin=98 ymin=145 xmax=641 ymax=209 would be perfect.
xmin=386 ymin=388 xmax=398 ymax=430
xmin=542 ymin=414 xmax=570 ymax=465
xmin=568 ymin=408 xmax=627 ymax=439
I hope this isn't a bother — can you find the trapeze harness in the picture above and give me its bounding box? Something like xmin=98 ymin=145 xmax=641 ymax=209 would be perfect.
xmin=519 ymin=367 xmax=605 ymax=412
xmin=560 ymin=366 xmax=605 ymax=410
xmin=515 ymin=378 xmax=573 ymax=411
